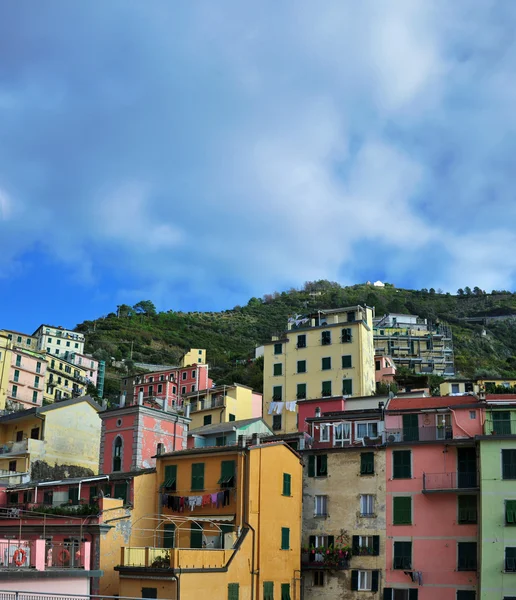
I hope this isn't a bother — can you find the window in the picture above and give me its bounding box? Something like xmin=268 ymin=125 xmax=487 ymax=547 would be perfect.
xmin=273 ymin=415 xmax=282 ymax=431
xmin=322 ymin=357 xmax=331 ymax=370
xmin=263 ymin=582 xmax=274 ymax=600
xmin=281 ymin=584 xmax=291 ymax=600
xmin=321 ymin=381 xmax=332 ymax=397
xmin=203 ymin=415 xmax=212 ymax=426
xmin=69 ymin=487 xmax=79 ymax=505
xmin=13 ymin=369 xmax=19 ymax=382
xmin=342 ymin=379 xmax=353 ymax=396
xmin=191 ymin=370 xmax=195 ymax=378
xmin=312 ymin=571 xmax=324 ymax=586
xmin=297 ymin=335 xmax=306 ymax=349
xmin=229 ymin=414 xmax=236 ymax=421
xmin=274 ymin=343 xmax=282 ymax=355
xmin=273 ymin=385 xmax=282 ymax=401
xmin=297 ymin=360 xmax=306 ymax=374
xmin=314 ymin=495 xmax=328 ymax=517
xmin=16 ymin=431 xmax=23 ymax=442
xmin=360 ymin=494 xmax=375 ymax=516
xmin=458 ymin=542 xmax=477 ymax=571
xmin=321 ymin=331 xmax=331 ymax=345
xmin=8 ymin=461 xmax=16 ymax=472
xmin=141 ymin=589 xmax=158 ymax=599
xmin=458 ymin=495 xmax=477 ymax=524
xmin=383 ymin=591 xmax=418 ymax=600
xmin=334 ymin=422 xmax=351 ymax=446
xmin=393 ymin=450 xmax=412 ymax=479
xmin=113 ymin=437 xmax=123 ymax=471
xmin=182 ymin=372 xmax=187 ymax=380
xmin=36 ymin=362 xmax=41 ymax=374
xmin=172 ymin=386 xmax=176 ymax=393
xmin=393 ymin=541 xmax=412 ymax=569
xmin=452 ymin=383 xmax=460 ymax=394
xmin=375 ymin=360 xmax=381 ymax=371
xmin=503 ymin=450 xmax=516 ymax=479
xmin=44 ymin=490 xmax=53 ymax=505
xmin=34 ymin=376 xmax=40 ymax=388
xmin=297 ymin=383 xmax=306 ymax=399
xmin=191 ymin=463 xmax=205 ymax=491
xmin=74 ymin=343 xmax=78 ymax=348
xmin=352 ymin=535 xmax=380 ymax=556
xmin=282 ymin=473 xmax=291 ymax=496
xmin=350 ymin=570 xmax=379 ymax=592
xmin=393 ymin=497 xmax=412 ymax=524
xmin=163 ymin=465 xmax=177 ymax=491
xmin=342 ymin=355 xmax=352 ymax=369
xmin=32 ymin=391 xmax=38 ymax=403
xmin=356 ymin=421 xmax=378 ymax=440
xmin=274 ymin=363 xmax=283 ymax=376
xmin=341 ymin=328 xmax=352 ymax=343
xmin=456 ymin=592 xmax=476 ymax=600
xmin=157 ymin=384 xmax=163 ymax=393
xmin=470 ymin=411 xmax=476 ymax=419
xmin=360 ymin=452 xmax=374 ymax=475
xmin=219 ymin=460 xmax=235 ymax=488
xmin=181 ymin=386 xmax=186 ymax=394
xmin=358 ymin=570 xmax=371 ymax=591
xmin=506 ymin=547 xmax=516 ymax=572
xmin=507 ymin=500 xmax=516 ymax=525
xmin=494 ymin=412 xmax=512 ymax=435
xmin=320 ymin=424 xmax=330 ymax=442
xmin=11 ymin=385 xmax=17 ymax=398
xmin=15 ymin=355 xmax=21 ymax=367
xmin=156 ymin=443 xmax=165 ymax=455
xmin=308 ymin=454 xmax=327 ymax=477
xmin=228 ymin=583 xmax=239 ymax=600
xmin=281 ymin=527 xmax=290 ymax=550
xmin=216 ymin=436 xmax=226 ymax=446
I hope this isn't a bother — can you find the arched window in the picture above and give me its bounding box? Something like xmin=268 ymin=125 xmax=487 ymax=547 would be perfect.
xmin=113 ymin=436 xmax=123 ymax=472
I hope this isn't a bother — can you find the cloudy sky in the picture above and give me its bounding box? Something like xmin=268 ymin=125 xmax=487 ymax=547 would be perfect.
xmin=1 ymin=1 xmax=516 ymax=331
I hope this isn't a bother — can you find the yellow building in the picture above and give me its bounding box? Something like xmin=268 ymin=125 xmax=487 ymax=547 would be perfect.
xmin=44 ymin=355 xmax=90 ymax=403
xmin=181 ymin=348 xmax=206 ymax=366
xmin=263 ymin=306 xmax=376 ymax=433
xmin=0 ymin=329 xmax=38 ymax=350
xmin=185 ymin=383 xmax=262 ymax=430
xmin=0 ymin=332 xmax=13 ymax=411
xmin=0 ymin=396 xmax=102 ymax=482
xmin=116 ymin=439 xmax=302 ymax=600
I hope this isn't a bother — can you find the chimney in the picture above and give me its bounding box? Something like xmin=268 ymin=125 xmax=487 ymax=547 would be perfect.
xmin=138 ymin=390 xmax=144 ymax=405
xmin=299 ymin=437 xmax=305 ymax=450
xmin=315 ymin=406 xmax=321 ymax=418
xmin=119 ymin=395 xmax=126 ymax=408
xmin=238 ymin=435 xmax=246 ymax=448
xmin=163 ymin=399 xmax=168 ymax=413
xmin=251 ymin=433 xmax=261 ymax=446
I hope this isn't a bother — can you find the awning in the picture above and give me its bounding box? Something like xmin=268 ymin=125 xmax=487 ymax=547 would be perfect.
xmin=161 ymin=478 xmax=176 ymax=489
xmin=184 ymin=514 xmax=235 ymax=522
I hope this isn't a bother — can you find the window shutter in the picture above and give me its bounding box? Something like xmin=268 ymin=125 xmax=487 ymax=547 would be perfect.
xmin=191 ymin=463 xmax=205 ymax=491
xmin=320 ymin=454 xmax=328 ymax=475
xmin=361 ymin=452 xmax=374 ymax=475
xmin=263 ymin=582 xmax=273 ymax=600
xmin=352 ymin=536 xmax=360 ymax=554
xmin=393 ymin=496 xmax=412 ymax=524
xmin=383 ymin=589 xmax=392 ymax=600
xmin=350 ymin=570 xmax=358 ymax=591
xmin=308 ymin=455 xmax=315 ymax=477
xmin=371 ymin=570 xmax=379 ymax=592
xmin=507 ymin=500 xmax=516 ymax=524
xmin=281 ymin=527 xmax=290 ymax=550
xmin=283 ymin=473 xmax=291 ymax=496
xmin=281 ymin=583 xmax=291 ymax=600
xmin=309 ymin=535 xmax=316 ymax=549
xmin=327 ymin=535 xmax=334 ymax=549
xmin=408 ymin=590 xmax=418 ymax=600
xmin=228 ymin=583 xmax=239 ymax=600
xmin=372 ymin=535 xmax=380 ymax=556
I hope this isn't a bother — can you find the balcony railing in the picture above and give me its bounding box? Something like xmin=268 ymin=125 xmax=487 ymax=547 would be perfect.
xmin=0 ymin=540 xmax=33 ymax=568
xmin=190 ymin=397 xmax=225 ymax=412
xmin=423 ymin=471 xmax=479 ymax=492
xmin=0 ymin=440 xmax=29 ymax=455
xmin=120 ymin=546 xmax=234 ymax=570
xmin=385 ymin=426 xmax=453 ymax=443
xmin=301 ymin=551 xmax=350 ymax=570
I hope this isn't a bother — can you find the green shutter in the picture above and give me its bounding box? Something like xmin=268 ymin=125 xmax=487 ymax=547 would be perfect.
xmin=458 ymin=542 xmax=477 ymax=570
xmin=506 ymin=547 xmax=516 ymax=572
xmin=322 ymin=357 xmax=331 ymax=370
xmin=360 ymin=452 xmax=374 ymax=475
xmin=408 ymin=591 xmax=418 ymax=600
xmin=372 ymin=536 xmax=380 ymax=556
xmin=228 ymin=583 xmax=239 ymax=600
xmin=352 ymin=536 xmax=360 ymax=554
xmin=191 ymin=463 xmax=205 ymax=491
xmin=308 ymin=455 xmax=315 ymax=477
xmin=393 ymin=450 xmax=411 ymax=479
xmin=203 ymin=415 xmax=212 ymax=426
xmin=281 ymin=527 xmax=290 ymax=550
xmin=190 ymin=523 xmax=203 ymax=548
xmin=69 ymin=487 xmax=79 ymax=505
xmin=371 ymin=570 xmax=379 ymax=592
xmin=350 ymin=570 xmax=358 ymax=590
xmin=342 ymin=379 xmax=352 ymax=395
xmin=319 ymin=454 xmax=328 ymax=476
xmin=297 ymin=361 xmax=306 ymax=374
xmin=273 ymin=386 xmax=283 ymax=401
xmin=281 ymin=583 xmax=291 ymax=600
xmin=507 ymin=500 xmax=516 ymax=524
xmin=114 ymin=482 xmax=127 ymax=503
xmin=458 ymin=495 xmax=477 ymax=524
xmin=263 ymin=582 xmax=274 ymax=600
xmin=163 ymin=465 xmax=177 ymax=489
xmin=274 ymin=363 xmax=283 ymax=376
xmin=457 ymin=592 xmax=476 ymax=600
xmin=322 ymin=381 xmax=332 ymax=396
xmin=393 ymin=541 xmax=412 ymax=569
xmin=503 ymin=450 xmax=516 ymax=479
xmin=283 ymin=473 xmax=291 ymax=496
xmin=393 ymin=496 xmax=412 ymax=524
xmin=297 ymin=383 xmax=306 ymax=399
xmin=493 ymin=411 xmax=511 ymax=435
xmin=219 ymin=460 xmax=235 ymax=486
xmin=342 ymin=355 xmax=352 ymax=368
xmin=383 ymin=589 xmax=392 ymax=600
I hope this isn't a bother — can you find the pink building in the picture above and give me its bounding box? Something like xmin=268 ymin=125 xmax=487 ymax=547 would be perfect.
xmin=375 ymin=354 xmax=396 ymax=386
xmin=100 ymin=401 xmax=191 ymax=474
xmin=384 ymin=395 xmax=483 ymax=599
xmin=8 ymin=349 xmax=47 ymax=408
xmin=64 ymin=351 xmax=99 ymax=386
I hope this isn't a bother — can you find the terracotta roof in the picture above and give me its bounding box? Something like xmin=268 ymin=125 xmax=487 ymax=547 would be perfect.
xmin=387 ymin=395 xmax=480 ymax=411
xmin=486 ymin=394 xmax=516 ymax=401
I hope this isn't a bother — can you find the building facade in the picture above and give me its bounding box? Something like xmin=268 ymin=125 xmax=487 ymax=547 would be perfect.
xmin=33 ymin=325 xmax=85 ymax=357
xmin=187 ymin=417 xmax=273 ymax=449
xmin=263 ymin=306 xmax=376 ymax=434
xmin=44 ymin=355 xmax=89 ymax=403
xmin=1 ymin=346 xmax=47 ymax=410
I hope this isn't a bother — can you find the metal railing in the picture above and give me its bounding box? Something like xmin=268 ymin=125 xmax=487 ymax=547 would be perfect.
xmin=301 ymin=551 xmax=350 ymax=569
xmin=0 ymin=594 xmax=157 ymax=600
xmin=423 ymin=472 xmax=479 ymax=491
xmin=190 ymin=397 xmax=224 ymax=412
xmin=46 ymin=543 xmax=84 ymax=569
xmin=0 ymin=540 xmax=32 ymax=568
xmin=385 ymin=426 xmax=453 ymax=443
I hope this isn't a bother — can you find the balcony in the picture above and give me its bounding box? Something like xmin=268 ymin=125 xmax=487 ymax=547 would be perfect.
xmin=385 ymin=426 xmax=453 ymax=443
xmin=0 ymin=540 xmax=90 ymax=570
xmin=301 ymin=550 xmax=350 ymax=570
xmin=423 ymin=472 xmax=479 ymax=493
xmin=120 ymin=546 xmax=234 ymax=570
xmin=190 ymin=397 xmax=225 ymax=412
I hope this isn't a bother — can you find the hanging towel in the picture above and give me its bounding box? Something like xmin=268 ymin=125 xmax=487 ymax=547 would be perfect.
xmin=195 ymin=495 xmax=202 ymax=507
xmin=188 ymin=496 xmax=196 ymax=511
xmin=223 ymin=489 xmax=230 ymax=506
xmin=275 ymin=402 xmax=284 ymax=414
xmin=217 ymin=491 xmax=224 ymax=508
xmin=268 ymin=402 xmax=277 ymax=415
xmin=179 ymin=496 xmax=185 ymax=512
xmin=202 ymin=494 xmax=211 ymax=507
xmin=211 ymin=493 xmax=218 ymax=506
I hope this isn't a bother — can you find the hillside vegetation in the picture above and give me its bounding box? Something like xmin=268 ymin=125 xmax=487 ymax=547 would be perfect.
xmin=76 ymin=282 xmax=516 ymax=400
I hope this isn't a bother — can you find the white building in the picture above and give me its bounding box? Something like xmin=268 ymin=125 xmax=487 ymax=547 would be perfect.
xmin=33 ymin=325 xmax=85 ymax=357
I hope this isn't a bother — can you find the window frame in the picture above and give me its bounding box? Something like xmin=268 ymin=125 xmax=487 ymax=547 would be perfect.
xmin=297 ymin=360 xmax=306 ymax=374
xmin=393 ymin=450 xmax=412 ymax=479
xmin=355 ymin=421 xmax=379 ymax=441
xmin=393 ymin=541 xmax=412 ymax=570
xmin=360 ymin=494 xmax=375 ymax=517
xmin=358 ymin=570 xmax=372 ymax=591
xmin=393 ymin=496 xmax=412 ymax=525
xmin=274 ymin=343 xmax=282 ymax=355
xmin=503 ymin=450 xmax=516 ymax=480
xmin=321 ymin=357 xmax=331 ymax=371
xmin=360 ymin=452 xmax=374 ymax=475
xmin=314 ymin=495 xmax=328 ymax=517
xmin=342 ymin=355 xmax=352 ymax=369
xmin=320 ymin=423 xmax=330 ymax=443
xmin=281 ymin=527 xmax=290 ymax=550
xmin=282 ymin=473 xmax=291 ymax=497
xmin=273 ymin=363 xmax=283 ymax=376
xmin=334 ymin=422 xmax=351 ymax=447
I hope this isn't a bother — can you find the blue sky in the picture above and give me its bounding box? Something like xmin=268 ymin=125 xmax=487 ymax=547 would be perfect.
xmin=2 ymin=1 xmax=516 ymax=333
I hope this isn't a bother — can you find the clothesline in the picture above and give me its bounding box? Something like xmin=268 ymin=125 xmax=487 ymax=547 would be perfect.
xmin=268 ymin=401 xmax=297 ymax=415
xmin=161 ymin=489 xmax=235 ymax=511
xmin=160 ymin=486 xmax=236 ymax=493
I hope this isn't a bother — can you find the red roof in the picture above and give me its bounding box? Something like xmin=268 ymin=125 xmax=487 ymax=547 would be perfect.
xmin=387 ymin=395 xmax=480 ymax=411
xmin=486 ymin=394 xmax=516 ymax=401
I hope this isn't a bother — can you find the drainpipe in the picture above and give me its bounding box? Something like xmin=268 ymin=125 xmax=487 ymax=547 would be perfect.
xmin=243 ymin=447 xmax=256 ymax=600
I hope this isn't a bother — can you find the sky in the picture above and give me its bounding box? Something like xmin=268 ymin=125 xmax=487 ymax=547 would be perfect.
xmin=1 ymin=1 xmax=516 ymax=332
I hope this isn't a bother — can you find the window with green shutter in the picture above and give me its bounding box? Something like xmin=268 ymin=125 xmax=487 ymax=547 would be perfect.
xmin=393 ymin=450 xmax=412 ymax=479
xmin=297 ymin=383 xmax=306 ymax=399
xmin=393 ymin=497 xmax=412 ymax=524
xmin=393 ymin=541 xmax=412 ymax=569
xmin=458 ymin=542 xmax=477 ymax=571
xmin=273 ymin=386 xmax=282 ymax=401
xmin=342 ymin=355 xmax=352 ymax=368
xmin=506 ymin=547 xmax=516 ymax=572
xmin=274 ymin=343 xmax=282 ymax=355
xmin=274 ymin=363 xmax=283 ymax=376
xmin=219 ymin=460 xmax=235 ymax=489
xmin=114 ymin=482 xmax=127 ymax=503
xmin=322 ymin=381 xmax=332 ymax=397
xmin=229 ymin=414 xmax=236 ymax=421
xmin=281 ymin=527 xmax=290 ymax=550
xmin=69 ymin=487 xmax=79 ymax=505
xmin=360 ymin=452 xmax=374 ymax=475
xmin=191 ymin=463 xmax=205 ymax=491
xmin=163 ymin=465 xmax=177 ymax=491
xmin=308 ymin=454 xmax=327 ymax=477
xmin=228 ymin=583 xmax=239 ymax=600
xmin=297 ymin=360 xmax=306 ymax=374
xmin=493 ymin=411 xmax=511 ymax=435
xmin=342 ymin=378 xmax=352 ymax=396
xmin=281 ymin=583 xmax=291 ymax=600
xmin=458 ymin=495 xmax=477 ymax=524
xmin=503 ymin=450 xmax=516 ymax=479
xmin=263 ymin=582 xmax=274 ymax=600
xmin=322 ymin=357 xmax=331 ymax=370
xmin=283 ymin=473 xmax=291 ymax=496
xmin=507 ymin=500 xmax=516 ymax=525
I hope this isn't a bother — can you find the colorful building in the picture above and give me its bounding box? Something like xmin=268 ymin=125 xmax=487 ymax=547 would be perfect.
xmin=440 ymin=379 xmax=475 ymax=396
xmin=62 ymin=351 xmax=105 ymax=397
xmin=115 ymin=439 xmax=302 ymax=600
xmin=0 ymin=329 xmax=38 ymax=350
xmin=375 ymin=354 xmax=397 ymax=389
xmin=384 ymin=395 xmax=482 ymax=600
xmin=185 ymin=383 xmax=262 ymax=430
xmin=44 ymin=355 xmax=89 ymax=403
xmin=99 ymin=401 xmax=190 ymax=474
xmin=301 ymin=407 xmax=386 ymax=599
xmin=180 ymin=348 xmax=206 ymax=366
xmin=374 ymin=313 xmax=455 ymax=376
xmin=0 ymin=342 xmax=47 ymax=410
xmin=33 ymin=324 xmax=85 ymax=357
xmin=263 ymin=306 xmax=376 ymax=434
xmin=187 ymin=417 xmax=273 ymax=449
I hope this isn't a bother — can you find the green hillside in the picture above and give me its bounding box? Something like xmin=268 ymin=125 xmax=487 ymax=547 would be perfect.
xmin=76 ymin=282 xmax=516 ymax=400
